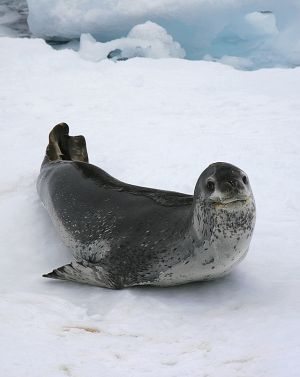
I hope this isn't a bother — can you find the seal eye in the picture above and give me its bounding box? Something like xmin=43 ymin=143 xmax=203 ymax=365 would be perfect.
xmin=242 ymin=176 xmax=248 ymax=185
xmin=206 ymin=180 xmax=215 ymax=192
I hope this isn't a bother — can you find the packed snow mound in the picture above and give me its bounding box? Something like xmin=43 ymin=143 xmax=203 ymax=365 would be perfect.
xmin=27 ymin=0 xmax=300 ymax=69
xmin=79 ymin=21 xmax=185 ymax=62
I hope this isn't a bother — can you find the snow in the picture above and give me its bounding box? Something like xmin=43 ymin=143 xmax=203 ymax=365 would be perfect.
xmin=1 ymin=36 xmax=300 ymax=376
xmin=26 ymin=0 xmax=300 ymax=69
xmin=79 ymin=22 xmax=185 ymax=62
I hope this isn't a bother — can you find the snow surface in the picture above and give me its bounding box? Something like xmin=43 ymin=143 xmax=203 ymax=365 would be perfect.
xmin=27 ymin=0 xmax=300 ymax=69
xmin=1 ymin=36 xmax=300 ymax=376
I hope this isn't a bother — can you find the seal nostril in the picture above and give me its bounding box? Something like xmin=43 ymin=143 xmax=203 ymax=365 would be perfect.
xmin=207 ymin=180 xmax=215 ymax=192
xmin=242 ymin=176 xmax=248 ymax=185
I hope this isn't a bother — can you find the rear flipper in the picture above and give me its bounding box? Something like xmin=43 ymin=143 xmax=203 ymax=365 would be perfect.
xmin=42 ymin=122 xmax=89 ymax=165
xmin=43 ymin=261 xmax=119 ymax=289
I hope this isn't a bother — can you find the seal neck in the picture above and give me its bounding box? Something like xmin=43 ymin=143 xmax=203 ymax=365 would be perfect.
xmin=190 ymin=199 xmax=214 ymax=242
xmin=190 ymin=197 xmax=256 ymax=245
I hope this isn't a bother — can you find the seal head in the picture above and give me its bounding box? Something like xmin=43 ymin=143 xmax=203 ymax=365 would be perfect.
xmin=178 ymin=162 xmax=256 ymax=283
xmin=195 ymin=162 xmax=252 ymax=205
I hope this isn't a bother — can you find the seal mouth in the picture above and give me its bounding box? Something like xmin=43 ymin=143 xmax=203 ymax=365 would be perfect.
xmin=221 ymin=197 xmax=248 ymax=204
xmin=212 ymin=196 xmax=250 ymax=207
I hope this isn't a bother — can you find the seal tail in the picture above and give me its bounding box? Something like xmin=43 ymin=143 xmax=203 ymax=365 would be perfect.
xmin=42 ymin=122 xmax=89 ymax=165
xmin=43 ymin=262 xmax=119 ymax=289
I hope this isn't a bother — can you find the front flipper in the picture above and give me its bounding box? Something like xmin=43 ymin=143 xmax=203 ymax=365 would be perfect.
xmin=43 ymin=262 xmax=119 ymax=289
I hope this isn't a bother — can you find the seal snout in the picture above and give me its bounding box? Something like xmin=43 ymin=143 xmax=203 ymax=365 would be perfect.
xmin=220 ymin=176 xmax=246 ymax=196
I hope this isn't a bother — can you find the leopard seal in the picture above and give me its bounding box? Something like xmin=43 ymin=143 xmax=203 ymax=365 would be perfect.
xmin=38 ymin=123 xmax=256 ymax=289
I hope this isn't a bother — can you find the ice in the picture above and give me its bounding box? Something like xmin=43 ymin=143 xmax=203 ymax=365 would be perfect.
xmin=0 ymin=24 xmax=17 ymax=37
xmin=205 ymin=54 xmax=254 ymax=70
xmin=209 ymin=10 xmax=297 ymax=69
xmin=127 ymin=21 xmax=185 ymax=59
xmin=1 ymin=36 xmax=300 ymax=376
xmin=244 ymin=11 xmax=278 ymax=37
xmin=26 ymin=0 xmax=300 ymax=69
xmin=0 ymin=0 xmax=30 ymax=37
xmin=79 ymin=21 xmax=185 ymax=62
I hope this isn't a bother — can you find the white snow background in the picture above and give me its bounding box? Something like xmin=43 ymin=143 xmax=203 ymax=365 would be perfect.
xmin=1 ymin=30 xmax=300 ymax=377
